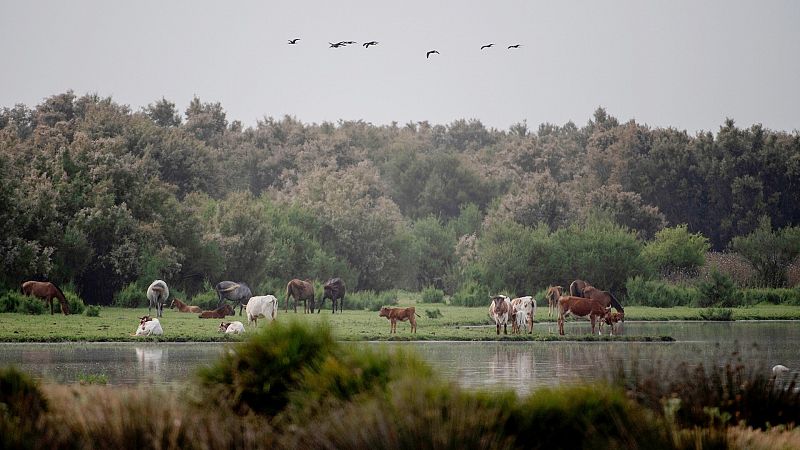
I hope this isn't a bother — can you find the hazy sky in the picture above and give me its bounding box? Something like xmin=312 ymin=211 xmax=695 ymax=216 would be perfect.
xmin=1 ymin=0 xmax=798 ymax=132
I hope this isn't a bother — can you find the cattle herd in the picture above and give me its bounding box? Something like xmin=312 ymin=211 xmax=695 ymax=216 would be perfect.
xmin=19 ymin=277 xmax=622 ymax=337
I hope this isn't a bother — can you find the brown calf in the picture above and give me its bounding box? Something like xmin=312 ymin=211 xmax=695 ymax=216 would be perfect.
xmin=378 ymin=306 xmax=420 ymax=333
xmin=198 ymin=304 xmax=235 ymax=319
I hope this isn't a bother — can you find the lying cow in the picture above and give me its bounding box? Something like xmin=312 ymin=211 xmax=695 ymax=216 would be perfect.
xmin=378 ymin=306 xmax=419 ymax=334
xmin=218 ymin=321 xmax=246 ymax=334
xmin=134 ymin=315 xmax=163 ymax=336
xmin=489 ymin=295 xmax=512 ymax=335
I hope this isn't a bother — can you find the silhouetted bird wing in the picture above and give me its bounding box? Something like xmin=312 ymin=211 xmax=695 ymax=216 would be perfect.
xmin=508 ymin=44 xmax=521 ymax=49
xmin=481 ymin=43 xmax=494 ymax=49
xmin=426 ymin=50 xmax=439 ymax=58
xmin=288 ymin=38 xmax=300 ymax=44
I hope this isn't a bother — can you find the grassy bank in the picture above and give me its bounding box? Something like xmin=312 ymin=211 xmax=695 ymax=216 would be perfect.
xmin=1 ymin=296 xmax=799 ymax=342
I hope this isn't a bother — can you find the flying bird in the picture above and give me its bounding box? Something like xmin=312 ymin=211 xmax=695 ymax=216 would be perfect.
xmin=426 ymin=50 xmax=440 ymax=58
xmin=329 ymin=42 xmax=345 ymax=48
xmin=508 ymin=44 xmax=521 ymax=49
xmin=288 ymin=38 xmax=300 ymax=44
xmin=363 ymin=41 xmax=379 ymax=48
xmin=480 ymin=43 xmax=494 ymax=50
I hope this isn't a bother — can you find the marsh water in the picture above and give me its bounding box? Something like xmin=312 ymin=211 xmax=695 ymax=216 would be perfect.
xmin=1 ymin=321 xmax=798 ymax=394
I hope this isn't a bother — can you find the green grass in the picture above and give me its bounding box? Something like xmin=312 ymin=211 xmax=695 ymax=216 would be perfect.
xmin=0 ymin=294 xmax=798 ymax=342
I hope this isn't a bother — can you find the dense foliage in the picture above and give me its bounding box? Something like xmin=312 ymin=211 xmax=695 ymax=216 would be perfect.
xmin=1 ymin=92 xmax=799 ymax=304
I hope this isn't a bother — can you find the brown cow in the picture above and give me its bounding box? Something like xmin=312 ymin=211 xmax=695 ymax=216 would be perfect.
xmin=557 ymin=295 xmax=608 ymax=336
xmin=285 ymin=279 xmax=315 ymax=313
xmin=602 ymin=311 xmax=625 ymax=335
xmin=198 ymin=304 xmax=235 ymax=319
xmin=378 ymin=306 xmax=420 ymax=334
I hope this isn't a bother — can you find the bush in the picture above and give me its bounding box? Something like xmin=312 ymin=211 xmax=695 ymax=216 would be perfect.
xmin=642 ymin=224 xmax=710 ymax=276
xmin=0 ymin=291 xmax=23 ymax=313
xmin=65 ymin=291 xmax=85 ymax=315
xmin=16 ymin=297 xmax=45 ymax=315
xmin=450 ymin=280 xmax=490 ymax=307
xmin=113 ymin=283 xmax=148 ymax=308
xmin=697 ymin=269 xmax=739 ymax=307
xmin=625 ymin=276 xmax=698 ymax=307
xmin=698 ymin=308 xmax=734 ymax=321
xmin=420 ymin=286 xmax=444 ymax=303
xmin=190 ymin=290 xmax=220 ymax=311
xmin=1 ymin=366 xmax=48 ymax=449
xmin=344 ymin=290 xmax=398 ymax=311
xmin=84 ymin=305 xmax=101 ymax=317
xmin=424 ymin=308 xmax=443 ymax=319
xmin=740 ymin=288 xmax=800 ymax=306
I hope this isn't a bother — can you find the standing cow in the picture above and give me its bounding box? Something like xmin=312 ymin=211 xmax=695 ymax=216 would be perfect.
xmin=215 ymin=281 xmax=252 ymax=316
xmin=489 ymin=295 xmax=512 ymax=335
xmin=317 ymin=278 xmax=346 ymax=314
xmin=147 ymin=280 xmax=169 ymax=318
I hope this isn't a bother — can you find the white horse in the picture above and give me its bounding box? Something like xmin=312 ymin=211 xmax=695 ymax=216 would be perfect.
xmin=147 ymin=280 xmax=169 ymax=318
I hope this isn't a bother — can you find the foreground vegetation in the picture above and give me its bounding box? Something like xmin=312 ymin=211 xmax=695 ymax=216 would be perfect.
xmin=2 ymin=320 xmax=798 ymax=449
xmin=1 ymin=300 xmax=799 ymax=342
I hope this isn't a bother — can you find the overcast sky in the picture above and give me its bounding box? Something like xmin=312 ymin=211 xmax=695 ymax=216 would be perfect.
xmin=1 ymin=0 xmax=798 ymax=132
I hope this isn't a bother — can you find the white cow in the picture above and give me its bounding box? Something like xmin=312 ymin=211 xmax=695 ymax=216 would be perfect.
xmin=218 ymin=321 xmax=246 ymax=334
xmin=245 ymin=295 xmax=278 ymax=327
xmin=510 ymin=296 xmax=536 ymax=334
xmin=135 ymin=316 xmax=163 ymax=336
xmin=489 ymin=295 xmax=512 ymax=335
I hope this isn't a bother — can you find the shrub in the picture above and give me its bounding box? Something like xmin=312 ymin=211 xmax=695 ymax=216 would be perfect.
xmin=84 ymin=305 xmax=101 ymax=317
xmin=65 ymin=291 xmax=85 ymax=315
xmin=425 ymin=308 xmax=443 ymax=319
xmin=344 ymin=290 xmax=398 ymax=311
xmin=697 ymin=269 xmax=739 ymax=307
xmin=113 ymin=283 xmax=148 ymax=308
xmin=420 ymin=286 xmax=444 ymax=303
xmin=450 ymin=280 xmax=490 ymax=307
xmin=189 ymin=290 xmax=220 ymax=311
xmin=642 ymin=224 xmax=710 ymax=276
xmin=1 ymin=366 xmax=48 ymax=449
xmin=740 ymin=288 xmax=800 ymax=306
xmin=698 ymin=308 xmax=734 ymax=321
xmin=0 ymin=291 xmax=23 ymax=313
xmin=625 ymin=276 xmax=698 ymax=307
xmin=730 ymin=217 xmax=800 ymax=287
xmin=16 ymin=296 xmax=45 ymax=315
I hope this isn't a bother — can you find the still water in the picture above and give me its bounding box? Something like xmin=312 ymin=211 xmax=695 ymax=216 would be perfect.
xmin=1 ymin=321 xmax=798 ymax=394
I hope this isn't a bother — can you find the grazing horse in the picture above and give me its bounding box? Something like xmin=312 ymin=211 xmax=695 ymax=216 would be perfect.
xmin=199 ymin=304 xmax=235 ymax=319
xmin=569 ymin=279 xmax=589 ymax=298
xmin=170 ymin=298 xmax=202 ymax=313
xmin=147 ymin=280 xmax=169 ymax=318
xmin=285 ymin=279 xmax=315 ymax=313
xmin=215 ymin=281 xmax=252 ymax=316
xmin=21 ymin=281 xmax=71 ymax=315
xmin=557 ymin=295 xmax=608 ymax=336
xmin=581 ymin=285 xmax=624 ymax=314
xmin=545 ymin=286 xmax=563 ymax=318
xmin=318 ymin=278 xmax=346 ymax=314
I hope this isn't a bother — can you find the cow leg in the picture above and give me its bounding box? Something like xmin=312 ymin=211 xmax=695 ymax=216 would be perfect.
xmin=503 ymin=323 xmax=507 ymax=335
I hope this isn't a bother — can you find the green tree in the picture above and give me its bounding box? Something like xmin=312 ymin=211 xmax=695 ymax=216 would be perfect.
xmin=729 ymin=216 xmax=800 ymax=287
xmin=144 ymin=97 xmax=182 ymax=127
xmin=642 ymin=225 xmax=710 ymax=276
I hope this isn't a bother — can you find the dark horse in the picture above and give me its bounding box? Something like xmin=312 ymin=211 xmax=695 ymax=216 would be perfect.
xmin=21 ymin=281 xmax=71 ymax=315
xmin=285 ymin=279 xmax=315 ymax=313
xmin=569 ymin=279 xmax=589 ymax=297
xmin=215 ymin=281 xmax=252 ymax=316
xmin=317 ymin=278 xmax=346 ymax=313
xmin=581 ymin=285 xmax=624 ymax=314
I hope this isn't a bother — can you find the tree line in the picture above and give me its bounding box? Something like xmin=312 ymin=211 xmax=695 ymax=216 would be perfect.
xmin=1 ymin=92 xmax=798 ymax=304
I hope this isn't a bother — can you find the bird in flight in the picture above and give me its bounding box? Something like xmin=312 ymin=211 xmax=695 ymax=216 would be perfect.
xmin=329 ymin=42 xmax=346 ymax=48
xmin=426 ymin=50 xmax=440 ymax=58
xmin=480 ymin=43 xmax=494 ymax=50
xmin=508 ymin=44 xmax=521 ymax=49
xmin=363 ymin=41 xmax=379 ymax=48
xmin=288 ymin=38 xmax=300 ymax=44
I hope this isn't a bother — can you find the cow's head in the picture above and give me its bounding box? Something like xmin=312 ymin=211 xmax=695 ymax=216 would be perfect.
xmin=378 ymin=307 xmax=389 ymax=318
xmin=218 ymin=322 xmax=231 ymax=332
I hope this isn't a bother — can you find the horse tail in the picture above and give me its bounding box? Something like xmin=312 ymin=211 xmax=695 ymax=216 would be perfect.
xmin=609 ymin=292 xmax=624 ymax=313
xmin=52 ymin=283 xmax=71 ymax=315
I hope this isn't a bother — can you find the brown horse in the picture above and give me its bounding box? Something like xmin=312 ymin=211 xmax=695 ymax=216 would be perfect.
xmin=318 ymin=278 xmax=346 ymax=314
xmin=285 ymin=279 xmax=315 ymax=313
xmin=581 ymin=285 xmax=624 ymax=314
xmin=557 ymin=295 xmax=608 ymax=336
xmin=569 ymin=279 xmax=589 ymax=297
xmin=170 ymin=298 xmax=202 ymax=313
xmin=198 ymin=304 xmax=235 ymax=319
xmin=21 ymin=281 xmax=71 ymax=315
xmin=545 ymin=285 xmax=563 ymax=318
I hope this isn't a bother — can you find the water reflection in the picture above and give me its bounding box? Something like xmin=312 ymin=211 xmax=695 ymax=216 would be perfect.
xmin=0 ymin=322 xmax=798 ymax=395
